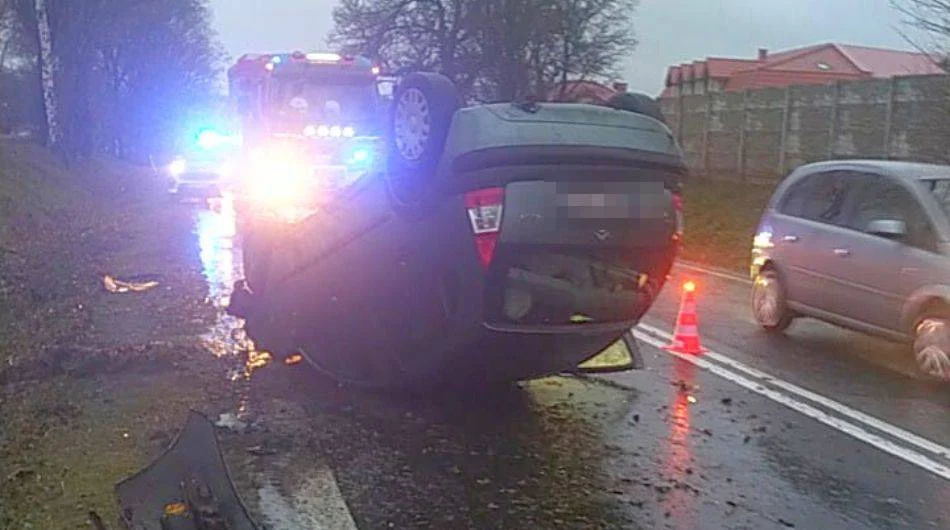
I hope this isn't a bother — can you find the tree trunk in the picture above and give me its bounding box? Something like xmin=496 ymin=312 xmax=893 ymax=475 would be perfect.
xmin=34 ymin=0 xmax=58 ymax=146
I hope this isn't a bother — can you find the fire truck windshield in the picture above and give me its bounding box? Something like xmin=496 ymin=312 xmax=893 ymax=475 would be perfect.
xmin=270 ymin=76 xmax=378 ymax=135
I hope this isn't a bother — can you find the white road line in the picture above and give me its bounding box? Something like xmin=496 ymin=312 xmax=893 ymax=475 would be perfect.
xmin=675 ymin=261 xmax=752 ymax=285
xmin=632 ymin=329 xmax=950 ymax=481
xmin=638 ymin=322 xmax=950 ymax=461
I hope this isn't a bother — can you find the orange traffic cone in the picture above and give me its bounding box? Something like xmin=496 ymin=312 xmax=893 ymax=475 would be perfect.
xmin=665 ymin=281 xmax=706 ymax=355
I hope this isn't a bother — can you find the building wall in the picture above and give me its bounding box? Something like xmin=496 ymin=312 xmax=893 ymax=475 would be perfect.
xmin=659 ymin=74 xmax=950 ymax=183
xmin=725 ymin=69 xmax=866 ymax=91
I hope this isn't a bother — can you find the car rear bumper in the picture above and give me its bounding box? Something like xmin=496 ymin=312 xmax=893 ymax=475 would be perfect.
xmin=439 ymin=320 xmax=641 ymax=381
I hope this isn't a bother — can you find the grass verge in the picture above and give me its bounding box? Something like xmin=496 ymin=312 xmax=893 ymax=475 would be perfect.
xmin=679 ymin=178 xmax=776 ymax=273
xmin=0 ymin=140 xmax=231 ymax=527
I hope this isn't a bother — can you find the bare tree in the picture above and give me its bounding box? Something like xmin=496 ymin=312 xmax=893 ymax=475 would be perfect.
xmin=330 ymin=0 xmax=638 ymax=102
xmin=892 ymin=0 xmax=950 ymax=64
xmin=5 ymin=0 xmax=222 ymax=160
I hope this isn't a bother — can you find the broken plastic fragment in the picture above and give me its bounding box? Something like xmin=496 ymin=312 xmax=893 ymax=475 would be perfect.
xmin=103 ymin=275 xmax=159 ymax=293
xmin=570 ymin=313 xmax=594 ymax=324
xmin=284 ymin=353 xmax=303 ymax=366
xmin=687 ymin=395 xmax=697 ymax=404
xmin=214 ymin=413 xmax=247 ymax=432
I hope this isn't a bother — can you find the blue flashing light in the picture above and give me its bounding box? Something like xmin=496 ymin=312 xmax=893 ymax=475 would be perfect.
xmin=197 ymin=129 xmax=224 ymax=150
xmin=352 ymin=148 xmax=371 ymax=164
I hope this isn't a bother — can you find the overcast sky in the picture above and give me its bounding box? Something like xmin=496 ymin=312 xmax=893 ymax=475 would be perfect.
xmin=210 ymin=0 xmax=919 ymax=96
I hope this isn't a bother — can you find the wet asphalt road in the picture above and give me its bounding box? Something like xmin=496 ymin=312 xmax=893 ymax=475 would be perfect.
xmin=191 ymin=197 xmax=950 ymax=529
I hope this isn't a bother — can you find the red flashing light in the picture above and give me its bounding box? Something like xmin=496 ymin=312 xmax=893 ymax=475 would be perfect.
xmin=465 ymin=188 xmax=505 ymax=270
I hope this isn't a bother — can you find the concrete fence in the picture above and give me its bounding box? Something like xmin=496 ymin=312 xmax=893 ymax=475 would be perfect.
xmin=659 ymin=74 xmax=950 ymax=183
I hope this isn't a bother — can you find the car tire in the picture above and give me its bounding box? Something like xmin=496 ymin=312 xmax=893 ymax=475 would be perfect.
xmin=751 ymin=268 xmax=795 ymax=332
xmin=606 ymin=92 xmax=667 ymax=124
xmin=386 ymin=72 xmax=461 ymax=206
xmin=912 ymin=306 xmax=950 ymax=382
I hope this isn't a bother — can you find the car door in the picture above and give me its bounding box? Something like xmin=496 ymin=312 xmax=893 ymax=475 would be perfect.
xmin=832 ymin=174 xmax=942 ymax=331
xmin=771 ymin=170 xmax=856 ymax=312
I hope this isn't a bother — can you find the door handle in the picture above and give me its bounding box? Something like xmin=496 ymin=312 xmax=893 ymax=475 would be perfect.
xmin=833 ymin=248 xmax=851 ymax=257
xmin=782 ymin=235 xmax=799 ymax=243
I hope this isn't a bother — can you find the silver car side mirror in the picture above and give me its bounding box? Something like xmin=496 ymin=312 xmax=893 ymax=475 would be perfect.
xmin=866 ymin=219 xmax=907 ymax=239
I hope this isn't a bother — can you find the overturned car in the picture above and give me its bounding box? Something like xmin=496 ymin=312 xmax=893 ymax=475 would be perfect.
xmin=228 ymin=72 xmax=686 ymax=388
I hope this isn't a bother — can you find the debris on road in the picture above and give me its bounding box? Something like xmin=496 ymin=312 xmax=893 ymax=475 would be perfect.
xmin=247 ymin=445 xmax=278 ymax=457
xmin=103 ymin=274 xmax=160 ymax=293
xmin=214 ymin=413 xmax=247 ymax=433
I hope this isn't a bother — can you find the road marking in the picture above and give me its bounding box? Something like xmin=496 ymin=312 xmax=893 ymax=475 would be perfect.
xmin=634 ymin=325 xmax=950 ymax=481
xmin=638 ymin=322 xmax=950 ymax=460
xmin=675 ymin=261 xmax=752 ymax=285
xmin=257 ymin=464 xmax=358 ymax=530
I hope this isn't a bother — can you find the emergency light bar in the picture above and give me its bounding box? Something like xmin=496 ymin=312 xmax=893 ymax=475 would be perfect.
xmin=303 ymin=124 xmax=356 ymax=138
xmin=307 ymin=52 xmax=343 ymax=63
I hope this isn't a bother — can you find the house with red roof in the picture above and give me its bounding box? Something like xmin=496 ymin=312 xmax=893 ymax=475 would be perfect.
xmin=661 ymin=43 xmax=945 ymax=98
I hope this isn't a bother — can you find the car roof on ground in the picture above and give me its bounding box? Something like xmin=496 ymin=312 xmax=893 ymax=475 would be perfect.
xmin=796 ymin=159 xmax=950 ymax=181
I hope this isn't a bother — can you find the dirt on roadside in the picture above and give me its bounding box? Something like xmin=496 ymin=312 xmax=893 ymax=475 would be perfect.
xmin=0 ymin=142 xmax=241 ymax=528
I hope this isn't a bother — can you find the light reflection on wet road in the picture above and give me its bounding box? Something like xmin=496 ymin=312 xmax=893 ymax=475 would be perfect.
xmin=182 ymin=197 xmax=950 ymax=529
xmin=192 ymin=194 xmax=270 ymax=417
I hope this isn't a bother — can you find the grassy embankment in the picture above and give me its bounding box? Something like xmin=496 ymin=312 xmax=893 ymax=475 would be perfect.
xmin=679 ymin=178 xmax=776 ymax=274
xmin=0 ymin=141 xmax=230 ymax=528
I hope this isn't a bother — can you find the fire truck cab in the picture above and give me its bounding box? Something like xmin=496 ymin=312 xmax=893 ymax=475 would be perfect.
xmin=228 ymin=51 xmax=391 ymax=142
xmin=227 ymin=51 xmax=394 ymax=213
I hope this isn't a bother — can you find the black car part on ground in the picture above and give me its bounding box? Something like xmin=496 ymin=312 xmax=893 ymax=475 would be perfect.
xmin=111 ymin=411 xmax=259 ymax=530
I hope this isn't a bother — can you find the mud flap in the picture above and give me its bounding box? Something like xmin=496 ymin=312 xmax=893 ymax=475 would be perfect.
xmin=115 ymin=411 xmax=258 ymax=530
xmin=574 ymin=329 xmax=643 ymax=374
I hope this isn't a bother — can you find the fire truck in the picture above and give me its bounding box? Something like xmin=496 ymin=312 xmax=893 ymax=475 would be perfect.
xmin=226 ymin=51 xmax=394 ymax=213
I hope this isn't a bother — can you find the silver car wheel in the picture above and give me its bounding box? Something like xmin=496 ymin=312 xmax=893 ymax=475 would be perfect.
xmin=914 ymin=318 xmax=950 ymax=381
xmin=394 ymin=88 xmax=431 ymax=162
xmin=752 ymin=273 xmax=782 ymax=327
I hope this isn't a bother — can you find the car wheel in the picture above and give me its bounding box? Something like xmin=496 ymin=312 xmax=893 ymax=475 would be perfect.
xmin=387 ymin=72 xmax=461 ymax=205
xmin=752 ymin=269 xmax=794 ymax=332
xmin=913 ymin=309 xmax=950 ymax=382
xmin=606 ymin=92 xmax=667 ymax=124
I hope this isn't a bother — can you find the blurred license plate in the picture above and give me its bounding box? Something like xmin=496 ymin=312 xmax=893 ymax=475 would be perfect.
xmin=557 ymin=182 xmax=666 ymax=219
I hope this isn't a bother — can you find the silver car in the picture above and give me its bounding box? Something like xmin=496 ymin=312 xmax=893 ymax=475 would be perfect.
xmin=750 ymin=160 xmax=950 ymax=380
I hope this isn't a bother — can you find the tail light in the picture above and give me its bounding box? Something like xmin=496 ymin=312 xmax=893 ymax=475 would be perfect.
xmin=465 ymin=187 xmax=505 ymax=270
xmin=672 ymin=191 xmax=684 ymax=237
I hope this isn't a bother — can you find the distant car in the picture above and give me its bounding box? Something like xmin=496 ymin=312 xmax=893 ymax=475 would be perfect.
xmin=750 ymin=160 xmax=950 ymax=380
xmin=167 ymin=130 xmax=239 ymax=200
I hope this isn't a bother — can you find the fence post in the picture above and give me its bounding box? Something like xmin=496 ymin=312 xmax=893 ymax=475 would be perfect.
xmin=883 ymin=76 xmax=898 ymax=160
xmin=737 ymin=90 xmax=749 ymax=182
xmin=778 ymin=86 xmax=792 ymax=177
xmin=828 ymin=82 xmax=841 ymax=159
xmin=701 ymin=92 xmax=713 ymax=178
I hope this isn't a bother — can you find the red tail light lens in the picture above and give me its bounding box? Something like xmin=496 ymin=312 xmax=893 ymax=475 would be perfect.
xmin=465 ymin=187 xmax=505 ymax=270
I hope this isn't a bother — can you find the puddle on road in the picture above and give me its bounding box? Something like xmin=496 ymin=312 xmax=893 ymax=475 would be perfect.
xmin=189 ymin=195 xmax=355 ymax=526
xmin=192 ymin=195 xmax=267 ymax=386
